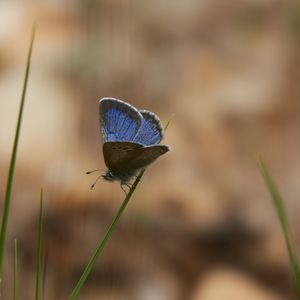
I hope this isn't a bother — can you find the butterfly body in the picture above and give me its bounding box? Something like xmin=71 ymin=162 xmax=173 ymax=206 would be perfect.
xmin=99 ymin=98 xmax=170 ymax=186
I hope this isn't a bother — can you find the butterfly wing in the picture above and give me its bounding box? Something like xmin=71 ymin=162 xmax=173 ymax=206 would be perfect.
xmin=121 ymin=144 xmax=170 ymax=171
xmin=99 ymin=98 xmax=143 ymax=142
xmin=103 ymin=141 xmax=144 ymax=172
xmin=133 ymin=110 xmax=164 ymax=145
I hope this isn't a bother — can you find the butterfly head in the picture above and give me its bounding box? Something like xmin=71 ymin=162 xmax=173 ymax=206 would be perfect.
xmin=102 ymin=170 xmax=116 ymax=182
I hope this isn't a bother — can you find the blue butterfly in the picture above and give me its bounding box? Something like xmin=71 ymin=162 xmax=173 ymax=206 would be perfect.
xmin=92 ymin=97 xmax=170 ymax=190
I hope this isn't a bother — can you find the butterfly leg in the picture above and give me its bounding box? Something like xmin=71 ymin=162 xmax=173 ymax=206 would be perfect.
xmin=120 ymin=184 xmax=128 ymax=195
xmin=125 ymin=183 xmax=133 ymax=189
xmin=134 ymin=175 xmax=141 ymax=182
xmin=120 ymin=182 xmax=134 ymax=195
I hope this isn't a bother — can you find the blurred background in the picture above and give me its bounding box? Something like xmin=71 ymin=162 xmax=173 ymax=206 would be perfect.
xmin=0 ymin=0 xmax=300 ymax=299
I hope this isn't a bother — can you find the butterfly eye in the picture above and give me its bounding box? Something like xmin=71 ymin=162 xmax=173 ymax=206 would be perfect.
xmin=101 ymin=170 xmax=115 ymax=181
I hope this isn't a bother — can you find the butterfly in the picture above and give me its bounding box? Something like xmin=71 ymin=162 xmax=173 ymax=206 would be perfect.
xmin=88 ymin=98 xmax=170 ymax=191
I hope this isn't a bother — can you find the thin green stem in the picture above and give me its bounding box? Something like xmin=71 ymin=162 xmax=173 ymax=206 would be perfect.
xmin=0 ymin=26 xmax=36 ymax=283
xmin=13 ymin=239 xmax=18 ymax=300
xmin=69 ymin=169 xmax=145 ymax=300
xmin=35 ymin=190 xmax=44 ymax=300
xmin=259 ymin=158 xmax=300 ymax=299
xmin=164 ymin=113 xmax=174 ymax=132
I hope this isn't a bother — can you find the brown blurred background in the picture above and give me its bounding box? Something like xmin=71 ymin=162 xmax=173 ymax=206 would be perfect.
xmin=1 ymin=0 xmax=300 ymax=299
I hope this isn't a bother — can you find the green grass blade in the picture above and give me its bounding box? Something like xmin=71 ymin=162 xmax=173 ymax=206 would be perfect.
xmin=259 ymin=158 xmax=300 ymax=298
xmin=35 ymin=189 xmax=44 ymax=300
xmin=69 ymin=169 xmax=145 ymax=300
xmin=0 ymin=26 xmax=36 ymax=283
xmin=13 ymin=239 xmax=18 ymax=300
xmin=164 ymin=113 xmax=174 ymax=132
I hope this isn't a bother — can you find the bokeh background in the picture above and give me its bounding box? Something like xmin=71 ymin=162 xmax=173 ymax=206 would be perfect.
xmin=1 ymin=0 xmax=300 ymax=299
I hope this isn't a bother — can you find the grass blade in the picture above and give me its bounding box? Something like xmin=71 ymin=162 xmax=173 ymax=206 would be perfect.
xmin=164 ymin=113 xmax=174 ymax=132
xmin=0 ymin=26 xmax=36 ymax=283
xmin=69 ymin=169 xmax=145 ymax=300
xmin=13 ymin=239 xmax=18 ymax=300
xmin=35 ymin=189 xmax=44 ymax=300
xmin=259 ymin=158 xmax=300 ymax=298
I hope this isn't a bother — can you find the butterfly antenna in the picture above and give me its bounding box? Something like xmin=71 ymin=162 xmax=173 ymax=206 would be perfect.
xmin=90 ymin=174 xmax=103 ymax=189
xmin=86 ymin=169 xmax=103 ymax=175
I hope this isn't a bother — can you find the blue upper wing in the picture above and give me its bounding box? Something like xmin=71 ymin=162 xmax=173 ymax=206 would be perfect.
xmin=133 ymin=110 xmax=164 ymax=145
xmin=99 ymin=98 xmax=143 ymax=142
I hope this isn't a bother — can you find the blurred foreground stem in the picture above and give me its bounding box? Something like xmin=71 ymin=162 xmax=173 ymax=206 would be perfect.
xmin=259 ymin=158 xmax=300 ymax=299
xmin=0 ymin=26 xmax=35 ymax=285
xmin=35 ymin=190 xmax=44 ymax=300
xmin=13 ymin=239 xmax=18 ymax=300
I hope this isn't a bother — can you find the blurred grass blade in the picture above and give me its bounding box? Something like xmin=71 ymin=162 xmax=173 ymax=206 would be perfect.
xmin=13 ymin=239 xmax=18 ymax=300
xmin=69 ymin=169 xmax=145 ymax=300
xmin=164 ymin=113 xmax=174 ymax=132
xmin=42 ymin=245 xmax=48 ymax=300
xmin=35 ymin=190 xmax=44 ymax=300
xmin=0 ymin=26 xmax=36 ymax=283
xmin=259 ymin=158 xmax=300 ymax=298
